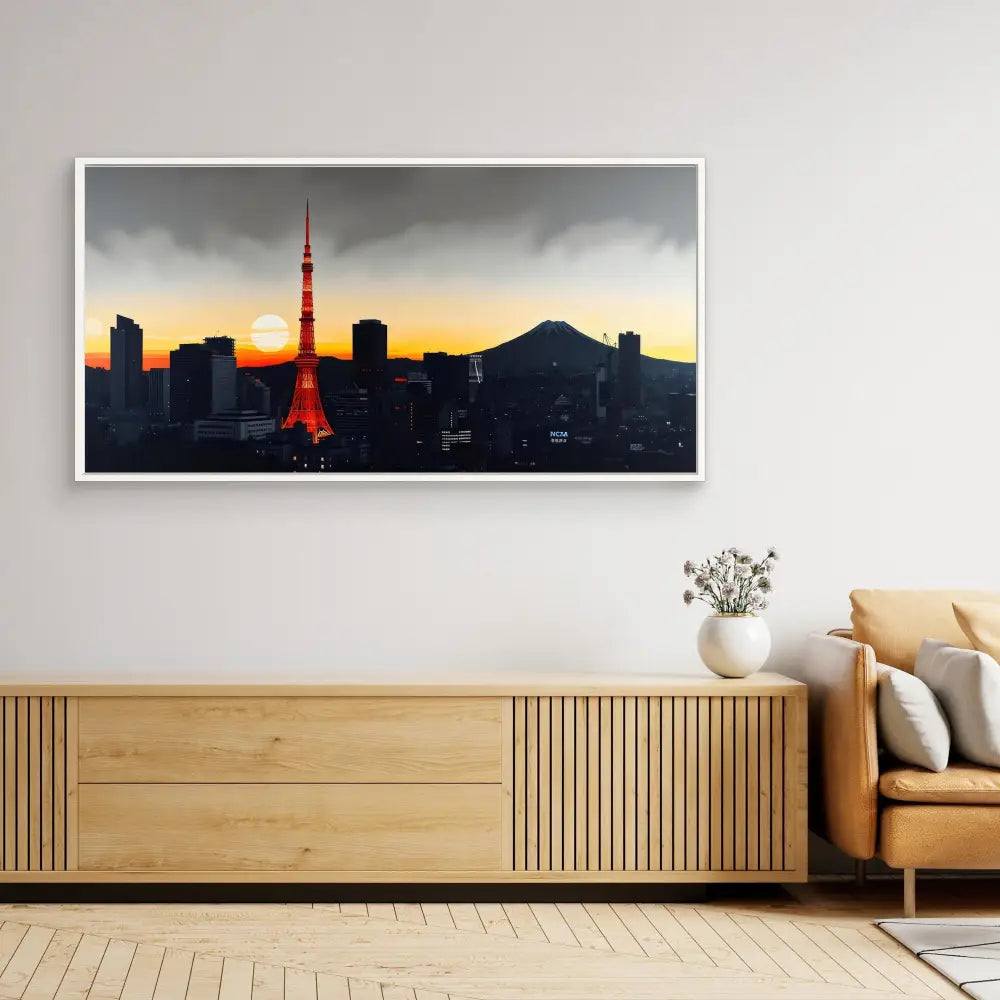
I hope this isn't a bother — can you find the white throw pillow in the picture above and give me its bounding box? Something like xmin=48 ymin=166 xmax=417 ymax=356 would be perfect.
xmin=877 ymin=664 xmax=951 ymax=771
xmin=915 ymin=638 xmax=1000 ymax=767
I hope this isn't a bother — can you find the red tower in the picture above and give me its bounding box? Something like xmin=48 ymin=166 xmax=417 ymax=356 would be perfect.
xmin=282 ymin=201 xmax=333 ymax=442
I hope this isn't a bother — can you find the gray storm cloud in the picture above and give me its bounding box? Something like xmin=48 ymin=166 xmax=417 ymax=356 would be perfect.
xmin=84 ymin=164 xmax=698 ymax=258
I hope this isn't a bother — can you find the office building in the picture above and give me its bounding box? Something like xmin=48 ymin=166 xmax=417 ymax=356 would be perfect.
xmin=424 ymin=352 xmax=469 ymax=402
xmin=329 ymin=390 xmax=371 ymax=437
xmin=469 ymin=354 xmax=484 ymax=401
xmin=440 ymin=428 xmax=472 ymax=452
xmin=405 ymin=371 xmax=432 ymax=395
xmin=617 ymin=331 xmax=642 ymax=407
xmin=210 ymin=354 xmax=237 ymax=413
xmin=353 ymin=319 xmax=388 ymax=391
xmin=239 ymin=374 xmax=272 ymax=415
xmin=192 ymin=411 xmax=276 ymax=442
xmin=169 ymin=343 xmax=213 ymax=424
xmin=147 ymin=367 xmax=170 ymax=420
xmin=84 ymin=366 xmax=110 ymax=409
xmin=110 ymin=314 xmax=144 ymax=411
xmin=169 ymin=339 xmax=237 ymax=423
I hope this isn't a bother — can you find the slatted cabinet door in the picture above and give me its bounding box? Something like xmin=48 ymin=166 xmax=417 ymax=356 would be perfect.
xmin=507 ymin=693 xmax=806 ymax=880
xmin=1 ymin=696 xmax=75 ymax=872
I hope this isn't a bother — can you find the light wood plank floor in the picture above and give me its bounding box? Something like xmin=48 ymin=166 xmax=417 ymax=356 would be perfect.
xmin=2 ymin=880 xmax=996 ymax=1000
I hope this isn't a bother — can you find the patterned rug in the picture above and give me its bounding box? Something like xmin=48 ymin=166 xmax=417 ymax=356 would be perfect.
xmin=879 ymin=919 xmax=1000 ymax=999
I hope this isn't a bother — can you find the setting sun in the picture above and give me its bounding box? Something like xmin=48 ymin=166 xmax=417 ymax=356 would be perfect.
xmin=250 ymin=314 xmax=290 ymax=353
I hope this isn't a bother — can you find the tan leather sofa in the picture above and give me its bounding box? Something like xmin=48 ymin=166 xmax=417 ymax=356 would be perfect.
xmin=786 ymin=590 xmax=1000 ymax=916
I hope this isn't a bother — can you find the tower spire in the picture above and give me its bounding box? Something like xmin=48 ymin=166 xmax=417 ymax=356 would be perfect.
xmin=281 ymin=199 xmax=333 ymax=443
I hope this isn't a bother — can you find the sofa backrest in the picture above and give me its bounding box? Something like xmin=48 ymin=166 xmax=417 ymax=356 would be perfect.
xmin=850 ymin=589 xmax=1000 ymax=671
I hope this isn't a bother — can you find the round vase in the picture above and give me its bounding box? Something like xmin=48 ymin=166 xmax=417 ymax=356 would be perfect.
xmin=697 ymin=614 xmax=771 ymax=678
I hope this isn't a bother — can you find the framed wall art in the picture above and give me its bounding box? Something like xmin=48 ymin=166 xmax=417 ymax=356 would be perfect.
xmin=76 ymin=158 xmax=704 ymax=481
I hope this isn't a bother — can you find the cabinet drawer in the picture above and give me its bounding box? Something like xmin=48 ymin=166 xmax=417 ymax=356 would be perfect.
xmin=79 ymin=783 xmax=501 ymax=871
xmin=79 ymin=697 xmax=501 ymax=783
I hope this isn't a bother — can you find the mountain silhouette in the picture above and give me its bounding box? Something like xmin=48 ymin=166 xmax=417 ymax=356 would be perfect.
xmin=479 ymin=320 xmax=693 ymax=380
xmin=236 ymin=319 xmax=694 ymax=390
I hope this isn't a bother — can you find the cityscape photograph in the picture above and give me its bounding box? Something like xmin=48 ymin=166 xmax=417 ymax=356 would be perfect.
xmin=79 ymin=161 xmax=701 ymax=477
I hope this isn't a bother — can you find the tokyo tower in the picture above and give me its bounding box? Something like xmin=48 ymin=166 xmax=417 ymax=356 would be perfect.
xmin=282 ymin=201 xmax=333 ymax=442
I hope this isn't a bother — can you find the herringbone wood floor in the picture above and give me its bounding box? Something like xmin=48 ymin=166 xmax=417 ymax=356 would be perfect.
xmin=3 ymin=881 xmax=996 ymax=1000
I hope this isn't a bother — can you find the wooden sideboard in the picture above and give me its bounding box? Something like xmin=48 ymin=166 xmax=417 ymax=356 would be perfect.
xmin=0 ymin=674 xmax=806 ymax=883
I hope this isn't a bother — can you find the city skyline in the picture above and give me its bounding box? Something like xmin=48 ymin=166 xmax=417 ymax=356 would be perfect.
xmin=83 ymin=163 xmax=699 ymax=369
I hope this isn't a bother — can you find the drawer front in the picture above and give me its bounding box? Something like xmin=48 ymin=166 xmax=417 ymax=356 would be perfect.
xmin=79 ymin=697 xmax=501 ymax=783
xmin=79 ymin=783 xmax=501 ymax=871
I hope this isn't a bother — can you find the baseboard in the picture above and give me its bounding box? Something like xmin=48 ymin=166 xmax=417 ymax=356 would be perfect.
xmin=0 ymin=881 xmax=797 ymax=904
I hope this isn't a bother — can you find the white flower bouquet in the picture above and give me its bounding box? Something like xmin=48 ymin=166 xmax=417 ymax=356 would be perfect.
xmin=683 ymin=547 xmax=778 ymax=615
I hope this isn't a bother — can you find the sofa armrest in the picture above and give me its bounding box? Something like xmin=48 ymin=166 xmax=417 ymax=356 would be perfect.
xmin=784 ymin=633 xmax=878 ymax=860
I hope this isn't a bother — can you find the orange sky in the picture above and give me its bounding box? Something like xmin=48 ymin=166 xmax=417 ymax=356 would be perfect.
xmin=83 ymin=290 xmax=698 ymax=370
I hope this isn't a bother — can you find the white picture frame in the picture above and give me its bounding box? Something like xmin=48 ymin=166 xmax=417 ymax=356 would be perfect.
xmin=76 ymin=157 xmax=705 ymax=482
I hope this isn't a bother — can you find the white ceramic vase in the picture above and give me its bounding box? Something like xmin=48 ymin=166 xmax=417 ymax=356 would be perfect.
xmin=697 ymin=614 xmax=771 ymax=678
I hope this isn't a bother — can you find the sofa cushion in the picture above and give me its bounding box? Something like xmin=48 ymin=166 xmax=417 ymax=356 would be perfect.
xmin=880 ymin=764 xmax=1000 ymax=804
xmin=880 ymin=803 xmax=1000 ymax=869
xmin=850 ymin=589 xmax=1000 ymax=671
xmin=876 ymin=664 xmax=950 ymax=771
xmin=915 ymin=639 xmax=1000 ymax=767
xmin=954 ymin=601 xmax=1000 ymax=661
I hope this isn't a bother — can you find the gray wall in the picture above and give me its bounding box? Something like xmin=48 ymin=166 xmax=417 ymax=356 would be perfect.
xmin=2 ymin=0 xmax=998 ymax=694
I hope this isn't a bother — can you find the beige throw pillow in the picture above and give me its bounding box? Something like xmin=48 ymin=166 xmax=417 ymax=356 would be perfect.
xmin=954 ymin=601 xmax=1000 ymax=661
xmin=850 ymin=590 xmax=1000 ymax=671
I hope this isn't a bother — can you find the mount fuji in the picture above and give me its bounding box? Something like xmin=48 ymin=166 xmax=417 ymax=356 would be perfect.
xmin=479 ymin=320 xmax=693 ymax=380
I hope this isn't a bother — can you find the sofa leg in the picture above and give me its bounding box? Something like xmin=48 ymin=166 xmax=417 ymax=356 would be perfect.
xmin=855 ymin=859 xmax=867 ymax=887
xmin=903 ymin=868 xmax=916 ymax=918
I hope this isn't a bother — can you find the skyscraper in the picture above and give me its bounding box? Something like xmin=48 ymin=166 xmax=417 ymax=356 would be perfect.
xmin=210 ymin=354 xmax=237 ymax=413
xmin=353 ymin=319 xmax=388 ymax=392
xmin=424 ymin=352 xmax=469 ymax=403
xmin=282 ymin=202 xmax=333 ymax=442
xmin=240 ymin=374 xmax=272 ymax=415
xmin=110 ymin=314 xmax=144 ymax=411
xmin=147 ymin=367 xmax=170 ymax=420
xmin=169 ymin=343 xmax=212 ymax=424
xmin=468 ymin=353 xmax=484 ymax=402
xmin=617 ymin=331 xmax=642 ymax=407
xmin=329 ymin=390 xmax=371 ymax=437
xmin=168 ymin=338 xmax=237 ymax=423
